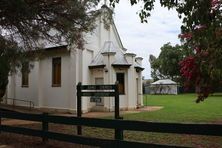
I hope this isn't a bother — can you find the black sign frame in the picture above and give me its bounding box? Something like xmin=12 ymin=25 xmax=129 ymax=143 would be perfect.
xmin=76 ymin=82 xmax=123 ymax=139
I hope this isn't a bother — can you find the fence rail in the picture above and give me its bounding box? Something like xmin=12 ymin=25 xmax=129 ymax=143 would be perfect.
xmin=0 ymin=98 xmax=34 ymax=110
xmin=0 ymin=110 xmax=222 ymax=148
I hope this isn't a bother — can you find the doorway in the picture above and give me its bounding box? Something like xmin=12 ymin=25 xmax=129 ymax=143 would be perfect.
xmin=95 ymin=78 xmax=104 ymax=106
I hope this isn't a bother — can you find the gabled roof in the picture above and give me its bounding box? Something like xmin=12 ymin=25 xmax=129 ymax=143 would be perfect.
xmin=151 ymin=79 xmax=177 ymax=85
xmin=89 ymin=41 xmax=130 ymax=68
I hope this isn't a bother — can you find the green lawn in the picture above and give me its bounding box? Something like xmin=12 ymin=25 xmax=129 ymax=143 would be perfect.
xmin=123 ymin=93 xmax=222 ymax=123
xmin=119 ymin=93 xmax=222 ymax=147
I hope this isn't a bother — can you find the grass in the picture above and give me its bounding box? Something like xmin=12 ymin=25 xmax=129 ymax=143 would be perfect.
xmin=123 ymin=93 xmax=222 ymax=123
xmin=117 ymin=93 xmax=222 ymax=147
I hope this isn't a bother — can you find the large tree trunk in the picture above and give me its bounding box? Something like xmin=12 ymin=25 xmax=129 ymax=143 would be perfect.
xmin=0 ymin=59 xmax=10 ymax=99
xmin=0 ymin=88 xmax=6 ymax=99
xmin=0 ymin=79 xmax=8 ymax=99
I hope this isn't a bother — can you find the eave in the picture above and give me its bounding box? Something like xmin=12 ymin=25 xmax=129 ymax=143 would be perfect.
xmin=135 ymin=66 xmax=144 ymax=71
xmin=112 ymin=64 xmax=131 ymax=68
xmin=88 ymin=65 xmax=106 ymax=69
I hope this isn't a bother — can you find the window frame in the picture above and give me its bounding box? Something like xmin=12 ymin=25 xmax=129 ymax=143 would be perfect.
xmin=21 ymin=63 xmax=29 ymax=87
xmin=52 ymin=57 xmax=61 ymax=87
xmin=116 ymin=73 xmax=125 ymax=95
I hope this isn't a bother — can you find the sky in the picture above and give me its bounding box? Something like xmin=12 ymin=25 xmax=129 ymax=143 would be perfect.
xmin=111 ymin=1 xmax=182 ymax=79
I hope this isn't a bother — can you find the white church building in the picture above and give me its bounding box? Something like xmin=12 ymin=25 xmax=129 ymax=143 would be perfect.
xmin=6 ymin=5 xmax=144 ymax=113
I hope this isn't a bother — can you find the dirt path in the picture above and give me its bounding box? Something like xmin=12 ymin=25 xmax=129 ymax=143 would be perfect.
xmin=2 ymin=106 xmax=163 ymax=125
xmin=0 ymin=145 xmax=13 ymax=148
xmin=2 ymin=119 xmax=38 ymax=126
xmin=83 ymin=106 xmax=163 ymax=118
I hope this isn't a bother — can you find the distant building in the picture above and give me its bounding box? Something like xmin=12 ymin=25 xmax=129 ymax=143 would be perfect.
xmin=143 ymin=79 xmax=153 ymax=94
xmin=150 ymin=79 xmax=178 ymax=95
xmin=6 ymin=5 xmax=144 ymax=113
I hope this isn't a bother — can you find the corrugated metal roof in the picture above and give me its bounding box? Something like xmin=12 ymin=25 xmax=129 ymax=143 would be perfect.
xmin=89 ymin=51 xmax=105 ymax=66
xmin=101 ymin=41 xmax=116 ymax=53
xmin=151 ymin=79 xmax=177 ymax=85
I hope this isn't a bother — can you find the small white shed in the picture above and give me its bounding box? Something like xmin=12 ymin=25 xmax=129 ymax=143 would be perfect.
xmin=150 ymin=79 xmax=178 ymax=95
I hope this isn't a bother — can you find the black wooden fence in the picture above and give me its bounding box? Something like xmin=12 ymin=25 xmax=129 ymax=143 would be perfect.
xmin=0 ymin=110 xmax=222 ymax=148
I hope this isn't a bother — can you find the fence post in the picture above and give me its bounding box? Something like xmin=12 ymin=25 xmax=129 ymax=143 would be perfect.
xmin=42 ymin=112 xmax=48 ymax=143
xmin=114 ymin=82 xmax=123 ymax=141
xmin=114 ymin=82 xmax=120 ymax=119
xmin=77 ymin=82 xmax=82 ymax=135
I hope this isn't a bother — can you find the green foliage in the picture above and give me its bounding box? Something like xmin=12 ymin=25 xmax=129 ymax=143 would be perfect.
xmin=0 ymin=0 xmax=100 ymax=49
xmin=0 ymin=0 xmax=101 ymax=98
xmin=149 ymin=43 xmax=184 ymax=83
xmin=0 ymin=39 xmax=22 ymax=98
xmin=109 ymin=0 xmax=155 ymax=23
xmin=0 ymin=59 xmax=9 ymax=98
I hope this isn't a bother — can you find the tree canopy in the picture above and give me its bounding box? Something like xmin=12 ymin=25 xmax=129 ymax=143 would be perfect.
xmin=149 ymin=43 xmax=184 ymax=82
xmin=0 ymin=0 xmax=100 ymax=50
xmin=0 ymin=0 xmax=100 ymax=98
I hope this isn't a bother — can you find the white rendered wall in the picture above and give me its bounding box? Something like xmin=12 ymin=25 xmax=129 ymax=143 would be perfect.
xmin=38 ymin=53 xmax=71 ymax=109
xmin=68 ymin=49 xmax=78 ymax=111
xmin=82 ymin=13 xmax=126 ymax=111
xmin=84 ymin=15 xmax=124 ymax=57
xmin=81 ymin=49 xmax=94 ymax=112
xmin=137 ymin=71 xmax=143 ymax=106
xmin=10 ymin=61 xmax=39 ymax=107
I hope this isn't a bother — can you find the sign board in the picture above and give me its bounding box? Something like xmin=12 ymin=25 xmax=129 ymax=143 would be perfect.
xmin=77 ymin=82 xmax=122 ymax=136
xmin=81 ymin=85 xmax=115 ymax=90
xmin=90 ymin=96 xmax=101 ymax=103
xmin=81 ymin=92 xmax=115 ymax=97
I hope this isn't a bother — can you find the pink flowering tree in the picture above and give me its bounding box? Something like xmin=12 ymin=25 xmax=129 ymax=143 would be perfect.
xmin=177 ymin=0 xmax=222 ymax=102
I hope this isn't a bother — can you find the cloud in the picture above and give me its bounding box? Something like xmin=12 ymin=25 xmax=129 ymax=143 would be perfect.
xmin=113 ymin=1 xmax=182 ymax=79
